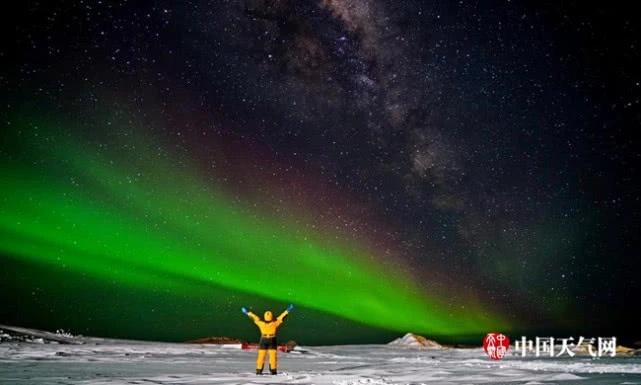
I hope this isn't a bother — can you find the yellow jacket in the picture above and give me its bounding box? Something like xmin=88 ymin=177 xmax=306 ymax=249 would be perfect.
xmin=247 ymin=310 xmax=289 ymax=336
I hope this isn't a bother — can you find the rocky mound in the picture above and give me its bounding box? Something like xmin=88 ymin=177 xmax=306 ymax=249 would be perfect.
xmin=0 ymin=324 xmax=82 ymax=345
xmin=388 ymin=333 xmax=443 ymax=348
xmin=187 ymin=336 xmax=243 ymax=344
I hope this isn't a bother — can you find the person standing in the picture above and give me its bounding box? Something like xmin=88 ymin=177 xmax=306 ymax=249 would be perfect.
xmin=241 ymin=304 xmax=294 ymax=375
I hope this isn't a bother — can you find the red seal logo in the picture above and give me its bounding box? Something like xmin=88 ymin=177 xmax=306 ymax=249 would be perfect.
xmin=483 ymin=332 xmax=510 ymax=360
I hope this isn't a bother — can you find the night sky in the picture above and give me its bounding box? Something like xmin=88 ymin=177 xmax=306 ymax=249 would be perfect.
xmin=1 ymin=1 xmax=639 ymax=345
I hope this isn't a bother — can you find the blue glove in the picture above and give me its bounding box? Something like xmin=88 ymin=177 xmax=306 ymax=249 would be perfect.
xmin=241 ymin=306 xmax=248 ymax=314
xmin=286 ymin=304 xmax=294 ymax=312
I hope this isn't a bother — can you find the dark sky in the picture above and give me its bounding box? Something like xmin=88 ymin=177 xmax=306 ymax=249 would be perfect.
xmin=1 ymin=1 xmax=640 ymax=344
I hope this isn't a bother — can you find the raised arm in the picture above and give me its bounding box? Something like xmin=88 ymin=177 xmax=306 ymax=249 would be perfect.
xmin=242 ymin=306 xmax=261 ymax=324
xmin=247 ymin=311 xmax=261 ymax=323
xmin=276 ymin=304 xmax=294 ymax=324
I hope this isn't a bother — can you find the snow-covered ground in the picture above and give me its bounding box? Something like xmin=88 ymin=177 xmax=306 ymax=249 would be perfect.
xmin=1 ymin=335 xmax=641 ymax=384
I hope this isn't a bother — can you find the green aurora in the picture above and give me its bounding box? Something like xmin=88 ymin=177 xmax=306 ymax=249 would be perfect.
xmin=0 ymin=117 xmax=508 ymax=343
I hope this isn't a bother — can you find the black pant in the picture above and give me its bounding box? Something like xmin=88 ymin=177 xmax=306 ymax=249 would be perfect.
xmin=259 ymin=336 xmax=277 ymax=349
